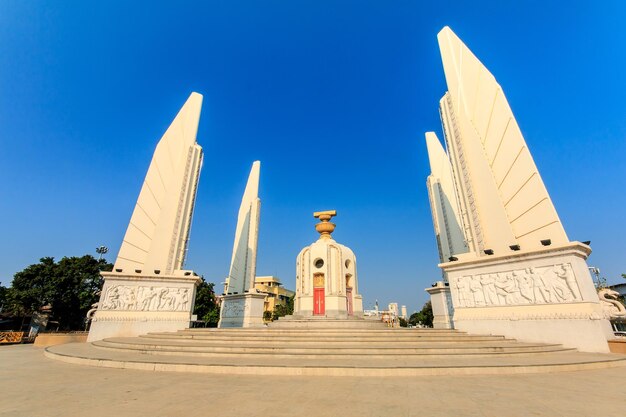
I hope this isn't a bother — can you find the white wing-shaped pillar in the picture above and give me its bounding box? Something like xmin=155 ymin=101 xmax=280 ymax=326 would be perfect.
xmin=88 ymin=92 xmax=204 ymax=342
xmin=114 ymin=92 xmax=204 ymax=275
xmin=226 ymin=161 xmax=261 ymax=294
xmin=437 ymin=26 xmax=568 ymax=254
xmin=425 ymin=132 xmax=468 ymax=262
xmin=219 ymin=161 xmax=265 ymax=328
xmin=426 ymin=27 xmax=612 ymax=353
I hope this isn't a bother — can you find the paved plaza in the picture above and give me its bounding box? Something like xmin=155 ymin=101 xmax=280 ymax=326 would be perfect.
xmin=2 ymin=344 xmax=626 ymax=417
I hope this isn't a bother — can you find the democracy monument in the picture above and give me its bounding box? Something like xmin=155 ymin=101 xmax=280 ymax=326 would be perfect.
xmin=46 ymin=26 xmax=626 ymax=375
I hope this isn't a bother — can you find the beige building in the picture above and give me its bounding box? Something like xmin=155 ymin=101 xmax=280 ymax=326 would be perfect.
xmin=254 ymin=276 xmax=295 ymax=317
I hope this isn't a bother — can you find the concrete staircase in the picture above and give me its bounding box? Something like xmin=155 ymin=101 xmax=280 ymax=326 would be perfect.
xmin=45 ymin=326 xmax=626 ymax=376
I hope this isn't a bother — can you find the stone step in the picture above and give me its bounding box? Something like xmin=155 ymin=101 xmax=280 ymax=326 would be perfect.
xmin=146 ymin=330 xmax=498 ymax=337
xmin=93 ymin=339 xmax=573 ymax=358
xmin=176 ymin=328 xmax=462 ymax=335
xmin=106 ymin=337 xmax=552 ymax=349
xmin=139 ymin=334 xmax=509 ymax=344
xmin=45 ymin=342 xmax=626 ymax=376
xmin=269 ymin=319 xmax=388 ymax=329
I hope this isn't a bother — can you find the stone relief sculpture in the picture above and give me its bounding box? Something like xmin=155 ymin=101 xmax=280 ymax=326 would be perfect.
xmin=222 ymin=298 xmax=248 ymax=317
xmin=101 ymin=285 xmax=190 ymax=312
xmin=451 ymin=264 xmax=581 ymax=308
xmin=598 ymin=288 xmax=626 ymax=319
xmin=480 ymin=274 xmax=499 ymax=305
xmin=455 ymin=276 xmax=469 ymax=307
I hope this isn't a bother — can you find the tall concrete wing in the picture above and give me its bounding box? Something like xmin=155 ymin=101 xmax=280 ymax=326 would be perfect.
xmin=437 ymin=27 xmax=568 ymax=254
xmin=227 ymin=161 xmax=261 ymax=294
xmin=114 ymin=93 xmax=204 ymax=275
xmin=426 ymin=27 xmax=612 ymax=353
xmin=88 ymin=93 xmax=204 ymax=342
xmin=425 ymin=132 xmax=468 ymax=262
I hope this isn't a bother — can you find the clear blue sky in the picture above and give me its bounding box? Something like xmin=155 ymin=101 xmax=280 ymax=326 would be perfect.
xmin=1 ymin=1 xmax=625 ymax=314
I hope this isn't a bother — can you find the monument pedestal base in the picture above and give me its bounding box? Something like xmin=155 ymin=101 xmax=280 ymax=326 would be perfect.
xmin=87 ymin=271 xmax=200 ymax=342
xmin=425 ymin=282 xmax=454 ymax=329
xmin=441 ymin=242 xmax=613 ymax=353
xmin=294 ymin=294 xmax=364 ymax=319
xmin=218 ymin=293 xmax=266 ymax=328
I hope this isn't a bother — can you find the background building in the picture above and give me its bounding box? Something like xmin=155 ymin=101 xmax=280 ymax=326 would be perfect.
xmin=254 ymin=276 xmax=295 ymax=318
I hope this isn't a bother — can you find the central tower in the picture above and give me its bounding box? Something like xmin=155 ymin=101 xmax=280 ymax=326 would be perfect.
xmin=294 ymin=211 xmax=363 ymax=318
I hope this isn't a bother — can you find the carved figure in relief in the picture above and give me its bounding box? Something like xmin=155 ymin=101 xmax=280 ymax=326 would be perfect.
xmin=469 ymin=276 xmax=485 ymax=306
xmin=514 ymin=271 xmax=533 ymax=303
xmin=157 ymin=288 xmax=170 ymax=309
xmin=555 ymin=264 xmax=580 ymax=301
xmin=545 ymin=267 xmax=574 ymax=302
xmin=528 ymin=267 xmax=551 ymax=303
xmin=480 ymin=274 xmax=499 ymax=305
xmin=124 ymin=287 xmax=137 ymax=310
xmin=494 ymin=273 xmax=519 ymax=305
xmin=103 ymin=286 xmax=121 ymax=309
xmin=455 ymin=276 xmax=469 ymax=307
xmin=140 ymin=287 xmax=157 ymax=311
xmin=167 ymin=289 xmax=178 ymax=309
xmin=180 ymin=289 xmax=190 ymax=310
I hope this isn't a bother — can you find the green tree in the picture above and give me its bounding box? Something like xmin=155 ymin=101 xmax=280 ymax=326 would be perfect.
xmin=6 ymin=255 xmax=112 ymax=330
xmin=409 ymin=301 xmax=433 ymax=327
xmin=272 ymin=296 xmax=294 ymax=320
xmin=193 ymin=278 xmax=219 ymax=327
xmin=398 ymin=317 xmax=408 ymax=327
xmin=0 ymin=285 xmax=8 ymax=312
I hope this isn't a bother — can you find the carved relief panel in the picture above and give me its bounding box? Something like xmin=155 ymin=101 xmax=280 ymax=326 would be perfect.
xmin=101 ymin=285 xmax=191 ymax=312
xmin=221 ymin=298 xmax=246 ymax=317
xmin=451 ymin=263 xmax=582 ymax=308
xmin=313 ymin=273 xmax=325 ymax=288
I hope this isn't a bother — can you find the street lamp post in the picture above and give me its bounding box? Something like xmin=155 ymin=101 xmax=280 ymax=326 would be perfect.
xmin=588 ymin=266 xmax=602 ymax=288
xmin=96 ymin=246 xmax=109 ymax=261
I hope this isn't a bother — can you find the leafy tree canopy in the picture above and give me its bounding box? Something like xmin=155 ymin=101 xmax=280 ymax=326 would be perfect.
xmin=272 ymin=296 xmax=294 ymax=321
xmin=0 ymin=285 xmax=8 ymax=312
xmin=193 ymin=277 xmax=219 ymax=327
xmin=409 ymin=301 xmax=433 ymax=327
xmin=4 ymin=255 xmax=112 ymax=330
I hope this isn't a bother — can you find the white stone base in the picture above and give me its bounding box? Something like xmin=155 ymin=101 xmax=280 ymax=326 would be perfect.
xmin=441 ymin=242 xmax=613 ymax=353
xmin=294 ymin=294 xmax=364 ymax=319
xmin=87 ymin=271 xmax=200 ymax=342
xmin=425 ymin=282 xmax=454 ymax=329
xmin=218 ymin=293 xmax=266 ymax=328
xmin=454 ymin=307 xmax=612 ymax=352
xmin=270 ymin=316 xmax=383 ymax=328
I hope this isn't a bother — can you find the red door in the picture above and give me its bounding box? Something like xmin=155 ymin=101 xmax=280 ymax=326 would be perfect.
xmin=346 ymin=287 xmax=353 ymax=316
xmin=314 ymin=287 xmax=325 ymax=315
